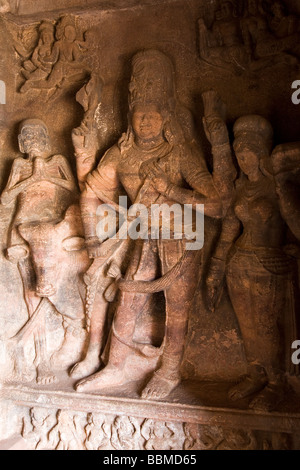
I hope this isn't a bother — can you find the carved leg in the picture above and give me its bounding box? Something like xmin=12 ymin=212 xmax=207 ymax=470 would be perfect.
xmin=75 ymin=331 xmax=131 ymax=392
xmin=12 ymin=258 xmax=40 ymax=381
xmin=12 ymin=344 xmax=33 ymax=382
xmin=227 ymin=253 xmax=287 ymax=407
xmin=51 ymin=318 xmax=86 ymax=371
xmin=141 ymin=242 xmax=200 ymax=400
xmin=70 ymin=299 xmax=108 ymax=380
xmin=76 ymin=240 xmax=158 ymax=393
xmin=34 ymin=315 xmax=57 ymax=386
xmin=75 ymin=285 xmax=156 ymax=393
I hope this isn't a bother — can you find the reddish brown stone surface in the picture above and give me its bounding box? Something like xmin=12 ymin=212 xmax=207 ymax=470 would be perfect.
xmin=0 ymin=0 xmax=300 ymax=450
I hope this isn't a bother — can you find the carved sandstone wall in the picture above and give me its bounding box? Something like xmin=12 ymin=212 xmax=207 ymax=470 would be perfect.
xmin=0 ymin=0 xmax=300 ymax=450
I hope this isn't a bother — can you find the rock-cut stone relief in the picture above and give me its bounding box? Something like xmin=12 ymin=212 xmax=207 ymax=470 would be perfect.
xmin=71 ymin=49 xmax=238 ymax=400
xmin=198 ymin=0 xmax=300 ymax=74
xmin=0 ymin=119 xmax=89 ymax=384
xmin=19 ymin=15 xmax=90 ymax=98
xmin=0 ymin=24 xmax=299 ymax=419
xmin=205 ymin=113 xmax=300 ymax=411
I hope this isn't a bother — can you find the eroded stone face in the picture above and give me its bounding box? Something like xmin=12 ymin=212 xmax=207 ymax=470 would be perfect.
xmin=0 ymin=0 xmax=300 ymax=450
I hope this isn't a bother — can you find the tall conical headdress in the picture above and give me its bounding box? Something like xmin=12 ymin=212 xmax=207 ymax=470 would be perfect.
xmin=128 ymin=49 xmax=176 ymax=111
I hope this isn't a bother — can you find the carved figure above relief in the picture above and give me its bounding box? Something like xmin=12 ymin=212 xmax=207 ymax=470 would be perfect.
xmin=198 ymin=0 xmax=300 ymax=75
xmin=16 ymin=15 xmax=91 ymax=99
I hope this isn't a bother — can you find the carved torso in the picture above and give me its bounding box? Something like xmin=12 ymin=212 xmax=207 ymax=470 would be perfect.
xmin=234 ymin=176 xmax=286 ymax=249
xmin=9 ymin=155 xmax=76 ymax=226
xmin=87 ymin=140 xmax=210 ymax=207
xmin=213 ymin=19 xmax=243 ymax=47
xmin=119 ymin=141 xmax=182 ymax=204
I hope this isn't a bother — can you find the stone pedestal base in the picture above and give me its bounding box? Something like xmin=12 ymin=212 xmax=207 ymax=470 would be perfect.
xmin=1 ymin=375 xmax=300 ymax=450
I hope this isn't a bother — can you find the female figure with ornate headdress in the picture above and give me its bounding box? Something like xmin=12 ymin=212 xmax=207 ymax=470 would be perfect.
xmin=206 ymin=114 xmax=299 ymax=411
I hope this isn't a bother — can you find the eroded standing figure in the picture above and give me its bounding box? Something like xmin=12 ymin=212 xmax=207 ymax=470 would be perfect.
xmin=49 ymin=410 xmax=85 ymax=450
xmin=73 ymin=50 xmax=235 ymax=400
xmin=84 ymin=413 xmax=111 ymax=450
xmin=206 ymin=114 xmax=299 ymax=411
xmin=1 ymin=119 xmax=88 ymax=384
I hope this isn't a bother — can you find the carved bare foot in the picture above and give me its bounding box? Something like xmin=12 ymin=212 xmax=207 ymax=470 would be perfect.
xmin=228 ymin=375 xmax=267 ymax=402
xmin=141 ymin=371 xmax=180 ymax=400
xmin=70 ymin=355 xmax=101 ymax=380
xmin=249 ymin=384 xmax=284 ymax=412
xmin=75 ymin=365 xmax=127 ymax=393
xmin=51 ymin=327 xmax=87 ymax=370
xmin=36 ymin=365 xmax=57 ymax=385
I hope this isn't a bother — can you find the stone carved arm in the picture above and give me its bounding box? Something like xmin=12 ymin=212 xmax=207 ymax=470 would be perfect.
xmin=72 ymin=129 xmax=99 ymax=191
xmin=163 ymin=184 xmax=222 ymax=219
xmin=45 ymin=155 xmax=78 ymax=192
xmin=72 ymin=76 xmax=103 ymax=191
xmin=30 ymin=46 xmax=46 ymax=71
xmin=80 ymin=149 xmax=121 ymax=259
xmin=80 ymin=185 xmax=104 ymax=258
xmin=141 ymin=154 xmax=222 ymax=219
xmin=157 ymin=91 xmax=236 ymax=220
xmin=200 ymin=91 xmax=240 ymax=311
xmin=205 ymin=205 xmax=241 ymax=312
xmin=202 ymin=90 xmax=237 ymax=211
xmin=1 ymin=155 xmax=77 ymax=206
xmin=0 ymin=158 xmax=36 ymax=205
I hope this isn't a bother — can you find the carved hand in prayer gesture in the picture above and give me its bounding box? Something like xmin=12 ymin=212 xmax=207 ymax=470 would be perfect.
xmin=33 ymin=157 xmax=46 ymax=180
